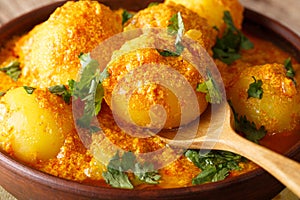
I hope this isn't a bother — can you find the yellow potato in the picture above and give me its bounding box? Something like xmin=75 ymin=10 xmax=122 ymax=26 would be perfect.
xmin=102 ymin=34 xmax=208 ymax=129
xmin=0 ymin=87 xmax=74 ymax=164
xmin=16 ymin=1 xmax=122 ymax=88
xmin=227 ymin=64 xmax=300 ymax=133
xmin=124 ymin=2 xmax=217 ymax=53
xmin=165 ymin=0 xmax=244 ymax=34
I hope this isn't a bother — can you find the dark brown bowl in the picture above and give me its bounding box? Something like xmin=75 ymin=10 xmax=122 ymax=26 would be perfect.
xmin=0 ymin=1 xmax=299 ymax=200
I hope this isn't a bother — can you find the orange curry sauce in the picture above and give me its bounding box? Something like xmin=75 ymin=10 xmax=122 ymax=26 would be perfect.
xmin=0 ymin=32 xmax=299 ymax=189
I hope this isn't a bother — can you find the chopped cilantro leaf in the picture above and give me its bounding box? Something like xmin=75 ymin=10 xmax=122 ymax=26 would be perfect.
xmin=213 ymin=11 xmax=254 ymax=64
xmin=48 ymin=84 xmax=72 ymax=104
xmin=73 ymin=53 xmax=108 ymax=131
xmin=103 ymin=151 xmax=160 ymax=189
xmin=103 ymin=167 xmax=134 ymax=189
xmin=103 ymin=152 xmax=134 ymax=189
xmin=247 ymin=76 xmax=263 ymax=99
xmin=23 ymin=86 xmax=36 ymax=94
xmin=284 ymin=58 xmax=296 ymax=85
xmin=157 ymin=42 xmax=184 ymax=57
xmin=229 ymin=100 xmax=267 ymax=143
xmin=158 ymin=12 xmax=185 ymax=57
xmin=192 ymin=165 xmax=217 ymax=184
xmin=0 ymin=60 xmax=21 ymax=81
xmin=134 ymin=163 xmax=161 ymax=184
xmin=122 ymin=10 xmax=133 ymax=25
xmin=185 ymin=150 xmax=242 ymax=184
xmin=196 ymin=71 xmax=222 ymax=104
xmin=0 ymin=91 xmax=5 ymax=97
xmin=147 ymin=2 xmax=159 ymax=7
xmin=167 ymin=12 xmax=184 ymax=37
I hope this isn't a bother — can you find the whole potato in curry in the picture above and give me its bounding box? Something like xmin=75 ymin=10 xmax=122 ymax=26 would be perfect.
xmin=0 ymin=87 xmax=74 ymax=164
xmin=227 ymin=63 xmax=300 ymax=133
xmin=102 ymin=34 xmax=208 ymax=129
xmin=16 ymin=1 xmax=122 ymax=88
xmin=165 ymin=0 xmax=244 ymax=34
xmin=124 ymin=2 xmax=217 ymax=54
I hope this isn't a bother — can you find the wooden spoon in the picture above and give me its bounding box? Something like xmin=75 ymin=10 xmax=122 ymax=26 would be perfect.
xmin=160 ymin=102 xmax=300 ymax=198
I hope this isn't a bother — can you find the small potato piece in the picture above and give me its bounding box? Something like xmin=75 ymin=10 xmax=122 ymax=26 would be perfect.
xmin=227 ymin=64 xmax=300 ymax=133
xmin=102 ymin=34 xmax=208 ymax=129
xmin=165 ymin=0 xmax=244 ymax=34
xmin=0 ymin=87 xmax=74 ymax=164
xmin=16 ymin=1 xmax=122 ymax=88
xmin=124 ymin=2 xmax=217 ymax=53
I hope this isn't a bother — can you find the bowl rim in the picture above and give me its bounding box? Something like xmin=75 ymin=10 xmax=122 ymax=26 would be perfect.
xmin=0 ymin=1 xmax=299 ymax=199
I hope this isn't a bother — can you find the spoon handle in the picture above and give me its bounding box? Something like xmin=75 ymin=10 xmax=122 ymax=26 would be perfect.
xmin=219 ymin=129 xmax=300 ymax=198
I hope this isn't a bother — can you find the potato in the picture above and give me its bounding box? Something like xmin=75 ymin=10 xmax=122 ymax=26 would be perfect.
xmin=102 ymin=34 xmax=209 ymax=129
xmin=16 ymin=1 xmax=122 ymax=88
xmin=165 ymin=0 xmax=244 ymax=34
xmin=227 ymin=64 xmax=300 ymax=133
xmin=0 ymin=87 xmax=74 ymax=164
xmin=124 ymin=2 xmax=217 ymax=53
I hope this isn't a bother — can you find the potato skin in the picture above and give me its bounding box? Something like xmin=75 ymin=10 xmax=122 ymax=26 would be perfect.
xmin=165 ymin=0 xmax=244 ymax=34
xmin=0 ymin=87 xmax=74 ymax=164
xmin=124 ymin=2 xmax=217 ymax=53
xmin=16 ymin=1 xmax=122 ymax=88
xmin=102 ymin=34 xmax=208 ymax=129
xmin=227 ymin=64 xmax=300 ymax=133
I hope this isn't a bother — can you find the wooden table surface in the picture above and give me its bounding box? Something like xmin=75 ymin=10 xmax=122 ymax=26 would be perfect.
xmin=0 ymin=0 xmax=299 ymax=199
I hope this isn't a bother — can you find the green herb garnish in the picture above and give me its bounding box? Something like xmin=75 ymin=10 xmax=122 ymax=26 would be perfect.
xmin=103 ymin=151 xmax=161 ymax=189
xmin=284 ymin=57 xmax=296 ymax=85
xmin=23 ymin=86 xmax=36 ymax=94
xmin=72 ymin=53 xmax=109 ymax=130
xmin=0 ymin=91 xmax=6 ymax=97
xmin=157 ymin=12 xmax=185 ymax=57
xmin=103 ymin=152 xmax=134 ymax=189
xmin=229 ymin=101 xmax=267 ymax=143
xmin=147 ymin=2 xmax=159 ymax=7
xmin=247 ymin=76 xmax=263 ymax=99
xmin=122 ymin=10 xmax=133 ymax=25
xmin=185 ymin=150 xmax=242 ymax=184
xmin=196 ymin=71 xmax=222 ymax=104
xmin=0 ymin=60 xmax=21 ymax=81
xmin=284 ymin=58 xmax=295 ymax=78
xmin=48 ymin=82 xmax=73 ymax=104
xmin=213 ymin=11 xmax=254 ymax=64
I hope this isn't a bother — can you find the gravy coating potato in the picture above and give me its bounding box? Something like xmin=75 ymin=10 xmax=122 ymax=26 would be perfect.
xmin=16 ymin=1 xmax=122 ymax=88
xmin=0 ymin=71 xmax=18 ymax=92
xmin=124 ymin=2 xmax=217 ymax=53
xmin=102 ymin=34 xmax=208 ymax=129
xmin=165 ymin=0 xmax=244 ymax=34
xmin=227 ymin=64 xmax=300 ymax=133
xmin=0 ymin=87 xmax=74 ymax=164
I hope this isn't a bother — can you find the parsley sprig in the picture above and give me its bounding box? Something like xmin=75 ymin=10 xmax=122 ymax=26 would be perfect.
xmin=48 ymin=81 xmax=73 ymax=104
xmin=247 ymin=76 xmax=263 ymax=99
xmin=122 ymin=10 xmax=133 ymax=25
xmin=49 ymin=53 xmax=108 ymax=132
xmin=229 ymin=101 xmax=267 ymax=143
xmin=213 ymin=11 xmax=254 ymax=64
xmin=196 ymin=71 xmax=222 ymax=104
xmin=0 ymin=60 xmax=21 ymax=81
xmin=147 ymin=2 xmax=159 ymax=7
xmin=284 ymin=57 xmax=296 ymax=84
xmin=23 ymin=86 xmax=36 ymax=94
xmin=73 ymin=53 xmax=109 ymax=130
xmin=157 ymin=12 xmax=185 ymax=57
xmin=185 ymin=150 xmax=242 ymax=184
xmin=103 ymin=151 xmax=161 ymax=189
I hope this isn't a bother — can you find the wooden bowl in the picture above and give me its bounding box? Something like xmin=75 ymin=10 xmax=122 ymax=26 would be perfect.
xmin=0 ymin=1 xmax=299 ymax=199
